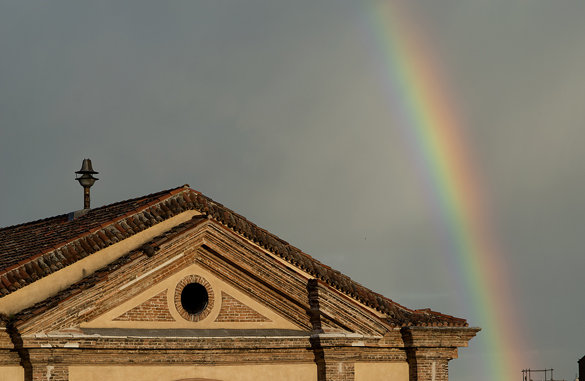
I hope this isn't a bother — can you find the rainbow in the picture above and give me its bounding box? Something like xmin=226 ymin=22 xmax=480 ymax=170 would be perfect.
xmin=362 ymin=2 xmax=528 ymax=380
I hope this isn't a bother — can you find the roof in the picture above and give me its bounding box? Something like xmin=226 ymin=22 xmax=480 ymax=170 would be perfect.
xmin=0 ymin=187 xmax=177 ymax=272
xmin=0 ymin=184 xmax=468 ymax=328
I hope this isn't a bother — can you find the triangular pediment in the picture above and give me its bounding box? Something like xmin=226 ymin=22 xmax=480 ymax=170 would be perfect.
xmin=82 ymin=261 xmax=299 ymax=330
xmin=13 ymin=216 xmax=403 ymax=338
xmin=16 ymin=219 xmax=321 ymax=336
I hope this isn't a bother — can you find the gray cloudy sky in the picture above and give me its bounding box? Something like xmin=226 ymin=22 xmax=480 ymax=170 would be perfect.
xmin=1 ymin=1 xmax=585 ymax=380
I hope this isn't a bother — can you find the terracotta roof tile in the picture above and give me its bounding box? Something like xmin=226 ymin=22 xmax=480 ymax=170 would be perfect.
xmin=0 ymin=186 xmax=182 ymax=269
xmin=0 ymin=185 xmax=191 ymax=296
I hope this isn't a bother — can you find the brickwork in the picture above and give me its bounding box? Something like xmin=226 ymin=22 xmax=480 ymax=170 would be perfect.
xmin=321 ymin=361 xmax=355 ymax=381
xmin=313 ymin=345 xmax=356 ymax=381
xmin=31 ymin=364 xmax=68 ymax=381
xmin=4 ymin=326 xmax=476 ymax=381
xmin=400 ymin=327 xmax=468 ymax=381
xmin=215 ymin=292 xmax=271 ymax=322
xmin=0 ymin=327 xmax=21 ymax=366
xmin=196 ymin=227 xmax=313 ymax=330
xmin=20 ymin=336 xmax=316 ymax=370
xmin=307 ymin=279 xmax=388 ymax=335
xmin=406 ymin=349 xmax=451 ymax=381
xmin=113 ymin=289 xmax=175 ymax=322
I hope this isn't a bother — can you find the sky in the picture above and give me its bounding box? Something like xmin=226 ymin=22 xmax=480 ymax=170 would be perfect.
xmin=1 ymin=1 xmax=585 ymax=380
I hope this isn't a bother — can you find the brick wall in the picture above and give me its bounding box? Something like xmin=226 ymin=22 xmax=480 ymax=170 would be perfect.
xmin=0 ymin=327 xmax=21 ymax=367
xmin=214 ymin=292 xmax=271 ymax=322
xmin=31 ymin=364 xmax=68 ymax=381
xmin=8 ymin=326 xmax=475 ymax=380
xmin=113 ymin=289 xmax=174 ymax=322
xmin=321 ymin=361 xmax=355 ymax=381
xmin=406 ymin=349 xmax=451 ymax=381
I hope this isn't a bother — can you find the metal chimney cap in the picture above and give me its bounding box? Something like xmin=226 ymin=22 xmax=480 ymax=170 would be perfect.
xmin=75 ymin=158 xmax=99 ymax=175
xmin=75 ymin=158 xmax=98 ymax=210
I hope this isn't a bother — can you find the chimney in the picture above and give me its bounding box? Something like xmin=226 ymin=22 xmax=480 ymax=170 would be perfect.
xmin=75 ymin=158 xmax=99 ymax=210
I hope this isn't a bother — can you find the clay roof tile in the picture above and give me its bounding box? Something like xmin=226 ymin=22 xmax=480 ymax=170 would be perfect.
xmin=30 ymin=261 xmax=45 ymax=277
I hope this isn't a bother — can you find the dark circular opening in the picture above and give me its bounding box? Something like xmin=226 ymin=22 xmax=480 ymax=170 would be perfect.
xmin=181 ymin=283 xmax=209 ymax=315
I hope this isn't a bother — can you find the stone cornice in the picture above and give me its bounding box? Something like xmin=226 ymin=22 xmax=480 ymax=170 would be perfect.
xmin=400 ymin=326 xmax=481 ymax=348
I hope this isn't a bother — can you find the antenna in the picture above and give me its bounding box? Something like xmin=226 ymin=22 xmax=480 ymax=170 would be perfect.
xmin=522 ymin=368 xmax=566 ymax=381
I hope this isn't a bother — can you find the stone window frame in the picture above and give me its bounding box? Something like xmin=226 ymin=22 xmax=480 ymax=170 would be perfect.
xmin=174 ymin=275 xmax=214 ymax=322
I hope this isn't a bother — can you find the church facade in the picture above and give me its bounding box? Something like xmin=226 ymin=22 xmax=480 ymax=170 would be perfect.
xmin=0 ymin=185 xmax=479 ymax=381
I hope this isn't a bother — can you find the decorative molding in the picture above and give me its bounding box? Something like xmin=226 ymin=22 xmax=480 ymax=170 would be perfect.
xmin=174 ymin=275 xmax=214 ymax=322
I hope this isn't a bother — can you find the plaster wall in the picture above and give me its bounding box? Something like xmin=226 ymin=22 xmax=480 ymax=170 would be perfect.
xmin=0 ymin=366 xmax=24 ymax=381
xmin=69 ymin=364 xmax=318 ymax=381
xmin=354 ymin=362 xmax=409 ymax=381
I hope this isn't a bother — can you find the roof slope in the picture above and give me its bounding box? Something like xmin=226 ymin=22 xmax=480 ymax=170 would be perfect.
xmin=0 ymin=185 xmax=467 ymax=328
xmin=0 ymin=188 xmax=176 ymax=272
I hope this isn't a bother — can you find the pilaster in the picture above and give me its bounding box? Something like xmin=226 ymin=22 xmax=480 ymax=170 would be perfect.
xmin=0 ymin=324 xmax=21 ymax=367
xmin=28 ymin=348 xmax=70 ymax=381
xmin=405 ymin=347 xmax=455 ymax=381
xmin=311 ymin=334 xmax=361 ymax=381
xmin=401 ymin=326 xmax=480 ymax=381
xmin=30 ymin=364 xmax=69 ymax=381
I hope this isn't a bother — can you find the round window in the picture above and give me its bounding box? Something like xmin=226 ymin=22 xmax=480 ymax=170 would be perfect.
xmin=181 ymin=283 xmax=208 ymax=314
xmin=174 ymin=275 xmax=214 ymax=322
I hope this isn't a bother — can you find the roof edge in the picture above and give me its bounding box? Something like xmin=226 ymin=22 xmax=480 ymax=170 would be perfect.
xmin=0 ymin=186 xmax=193 ymax=300
xmin=186 ymin=189 xmax=469 ymax=328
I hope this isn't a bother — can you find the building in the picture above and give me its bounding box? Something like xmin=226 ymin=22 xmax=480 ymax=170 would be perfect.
xmin=0 ymin=184 xmax=479 ymax=381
